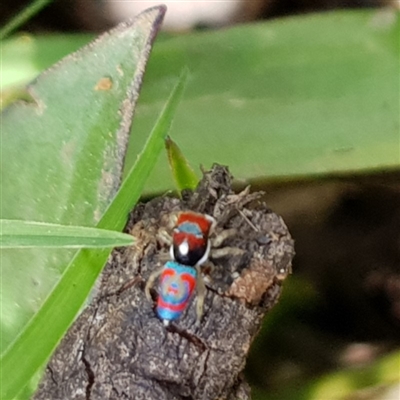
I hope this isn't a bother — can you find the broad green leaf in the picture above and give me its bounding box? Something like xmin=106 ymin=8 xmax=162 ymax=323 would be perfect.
xmin=3 ymin=11 xmax=398 ymax=190
xmin=0 ymin=220 xmax=134 ymax=248
xmin=0 ymin=66 xmax=187 ymax=400
xmin=126 ymin=9 xmax=399 ymax=193
xmin=0 ymin=5 xmax=165 ymax=357
xmin=166 ymin=136 xmax=199 ymax=192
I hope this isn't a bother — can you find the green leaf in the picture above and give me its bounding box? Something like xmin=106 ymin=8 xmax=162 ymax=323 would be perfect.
xmin=0 ymin=57 xmax=187 ymax=400
xmin=0 ymin=5 xmax=165 ymax=355
xmin=0 ymin=220 xmax=134 ymax=248
xmin=125 ymin=9 xmax=399 ymax=193
xmin=0 ymin=5 xmax=168 ymax=398
xmin=166 ymin=136 xmax=199 ymax=192
xmin=4 ymin=11 xmax=397 ymax=191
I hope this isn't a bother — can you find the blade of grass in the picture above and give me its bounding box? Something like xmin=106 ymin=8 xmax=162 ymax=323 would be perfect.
xmin=0 ymin=69 xmax=188 ymax=400
xmin=99 ymin=69 xmax=189 ymax=228
xmin=0 ymin=219 xmax=134 ymax=248
xmin=165 ymin=136 xmax=199 ymax=192
xmin=0 ymin=0 xmax=53 ymax=40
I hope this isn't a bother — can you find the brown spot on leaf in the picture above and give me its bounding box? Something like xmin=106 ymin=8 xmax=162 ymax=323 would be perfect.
xmin=94 ymin=77 xmax=113 ymax=91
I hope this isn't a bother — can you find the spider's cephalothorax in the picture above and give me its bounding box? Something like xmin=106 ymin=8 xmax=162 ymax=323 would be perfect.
xmin=170 ymin=211 xmax=215 ymax=267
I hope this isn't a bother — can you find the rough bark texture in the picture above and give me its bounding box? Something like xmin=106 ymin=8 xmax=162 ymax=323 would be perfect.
xmin=33 ymin=165 xmax=294 ymax=400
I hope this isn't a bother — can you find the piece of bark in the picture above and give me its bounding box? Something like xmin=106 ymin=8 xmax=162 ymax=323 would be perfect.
xmin=33 ymin=164 xmax=294 ymax=400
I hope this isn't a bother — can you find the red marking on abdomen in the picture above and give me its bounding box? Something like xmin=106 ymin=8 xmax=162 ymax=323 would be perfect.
xmin=158 ymin=297 xmax=188 ymax=312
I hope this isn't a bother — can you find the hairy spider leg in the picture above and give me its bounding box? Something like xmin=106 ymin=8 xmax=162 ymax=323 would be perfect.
xmin=194 ymin=265 xmax=206 ymax=325
xmin=145 ymin=265 xmax=164 ymax=302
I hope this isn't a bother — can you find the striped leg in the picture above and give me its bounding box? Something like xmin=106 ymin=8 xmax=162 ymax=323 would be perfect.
xmin=195 ymin=265 xmax=206 ymax=325
xmin=145 ymin=266 xmax=164 ymax=301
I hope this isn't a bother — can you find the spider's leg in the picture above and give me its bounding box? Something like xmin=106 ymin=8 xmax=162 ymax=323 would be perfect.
xmin=144 ymin=266 xmax=164 ymax=301
xmin=195 ymin=265 xmax=207 ymax=325
xmin=211 ymin=228 xmax=237 ymax=248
